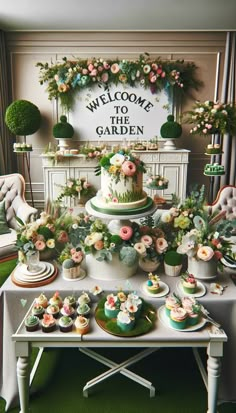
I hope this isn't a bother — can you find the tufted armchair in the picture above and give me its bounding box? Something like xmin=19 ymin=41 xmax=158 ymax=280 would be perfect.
xmin=207 ymin=185 xmax=236 ymax=220
xmin=0 ymin=173 xmax=38 ymax=261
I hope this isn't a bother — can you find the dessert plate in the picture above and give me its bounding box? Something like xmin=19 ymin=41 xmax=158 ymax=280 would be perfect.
xmin=63 ymin=268 xmax=87 ymax=281
xmin=18 ymin=261 xmax=47 ymax=276
xmin=158 ymin=305 xmax=206 ymax=332
xmin=140 ymin=281 xmax=169 ymax=298
xmin=176 ymin=280 xmax=206 ymax=298
xmin=15 ymin=263 xmax=54 ymax=283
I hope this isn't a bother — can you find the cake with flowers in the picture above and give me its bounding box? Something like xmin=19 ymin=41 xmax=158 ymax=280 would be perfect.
xmin=145 ymin=273 xmax=161 ymax=294
xmin=91 ymin=150 xmax=153 ymax=213
xmin=181 ymin=273 xmax=197 ymax=294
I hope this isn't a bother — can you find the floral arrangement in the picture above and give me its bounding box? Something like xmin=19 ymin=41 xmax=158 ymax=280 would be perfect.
xmin=58 ymin=244 xmax=84 ymax=266
xmin=157 ymin=185 xmax=235 ymax=264
xmin=16 ymin=204 xmax=73 ymax=262
xmin=36 ymin=54 xmax=201 ymax=111
xmin=184 ymin=100 xmax=236 ymax=136
xmin=94 ymin=150 xmax=146 ymax=182
xmin=56 ymin=177 xmax=96 ymax=202
xmin=146 ymin=174 xmax=169 ymax=190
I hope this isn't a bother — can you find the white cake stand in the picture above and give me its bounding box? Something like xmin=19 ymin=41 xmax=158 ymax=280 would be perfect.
xmin=85 ymin=198 xmax=157 ymax=234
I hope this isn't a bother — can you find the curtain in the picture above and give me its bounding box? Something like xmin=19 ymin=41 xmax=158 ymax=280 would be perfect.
xmin=213 ymin=32 xmax=236 ymax=199
xmin=0 ymin=30 xmax=16 ymax=175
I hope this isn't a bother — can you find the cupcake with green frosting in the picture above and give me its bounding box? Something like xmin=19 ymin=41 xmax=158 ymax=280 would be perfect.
xmin=59 ymin=316 xmax=73 ymax=333
xmin=25 ymin=315 xmax=39 ymax=332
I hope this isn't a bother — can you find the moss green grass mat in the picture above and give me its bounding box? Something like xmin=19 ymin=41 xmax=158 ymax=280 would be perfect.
xmin=0 ymin=348 xmax=235 ymax=413
xmin=0 ymin=258 xmax=17 ymax=287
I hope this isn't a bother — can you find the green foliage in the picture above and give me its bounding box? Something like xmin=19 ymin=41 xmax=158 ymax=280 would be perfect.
xmin=164 ymin=250 xmax=183 ymax=265
xmin=160 ymin=114 xmax=182 ymax=139
xmin=5 ymin=100 xmax=41 ymax=136
xmin=119 ymin=246 xmax=138 ymax=266
xmin=52 ymin=115 xmax=74 ymax=139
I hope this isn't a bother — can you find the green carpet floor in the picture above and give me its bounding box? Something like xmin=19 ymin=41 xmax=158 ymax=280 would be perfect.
xmin=0 ymin=347 xmax=235 ymax=413
xmin=0 ymin=258 xmax=17 ymax=287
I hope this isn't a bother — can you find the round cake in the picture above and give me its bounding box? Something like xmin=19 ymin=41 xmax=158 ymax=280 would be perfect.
xmin=92 ymin=150 xmax=152 ymax=213
xmin=117 ymin=311 xmax=135 ymax=332
xmin=204 ymin=163 xmax=225 ymax=176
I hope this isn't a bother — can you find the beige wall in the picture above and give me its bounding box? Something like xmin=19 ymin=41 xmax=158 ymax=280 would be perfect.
xmin=5 ymin=31 xmax=227 ymax=208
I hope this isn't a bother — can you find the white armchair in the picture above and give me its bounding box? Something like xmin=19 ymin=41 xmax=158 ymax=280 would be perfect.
xmin=0 ymin=173 xmax=38 ymax=261
xmin=207 ymin=185 xmax=236 ymax=220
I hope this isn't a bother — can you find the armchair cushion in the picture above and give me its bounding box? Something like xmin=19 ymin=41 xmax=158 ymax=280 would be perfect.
xmin=0 ymin=199 xmax=11 ymax=235
xmin=207 ymin=185 xmax=236 ymax=220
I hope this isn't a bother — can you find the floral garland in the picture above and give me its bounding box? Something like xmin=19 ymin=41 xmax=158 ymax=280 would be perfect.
xmin=36 ymin=54 xmax=202 ymax=111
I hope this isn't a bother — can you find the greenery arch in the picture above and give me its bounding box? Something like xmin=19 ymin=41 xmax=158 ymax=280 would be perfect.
xmin=36 ymin=54 xmax=202 ymax=112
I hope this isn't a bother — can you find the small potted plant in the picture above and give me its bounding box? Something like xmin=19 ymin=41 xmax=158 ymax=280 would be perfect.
xmin=164 ymin=250 xmax=183 ymax=276
xmin=59 ymin=245 xmax=85 ymax=280
xmin=53 ymin=115 xmax=74 ymax=151
xmin=160 ymin=114 xmax=182 ymax=150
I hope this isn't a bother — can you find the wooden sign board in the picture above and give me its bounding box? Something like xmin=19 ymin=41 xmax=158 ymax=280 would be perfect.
xmin=69 ymin=84 xmax=171 ymax=142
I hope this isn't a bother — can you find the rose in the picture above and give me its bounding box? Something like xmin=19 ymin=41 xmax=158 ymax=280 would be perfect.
xmin=119 ymin=226 xmax=133 ymax=241
xmin=121 ymin=161 xmax=136 ymax=176
xmin=110 ymin=63 xmax=120 ymax=74
xmin=134 ymin=242 xmax=146 ymax=256
xmin=46 ymin=239 xmax=55 ymax=249
xmin=84 ymin=232 xmax=103 ymax=246
xmin=57 ymin=230 xmax=69 ymax=243
xmin=101 ymin=72 xmax=109 ymax=82
xmin=94 ymin=240 xmax=104 ymax=251
xmin=155 ymin=238 xmax=168 ymax=254
xmin=197 ymin=246 xmax=214 ymax=261
xmin=140 ymin=235 xmax=153 ymax=246
xmin=35 ymin=240 xmax=46 ymax=251
xmin=72 ymin=251 xmax=84 ymax=263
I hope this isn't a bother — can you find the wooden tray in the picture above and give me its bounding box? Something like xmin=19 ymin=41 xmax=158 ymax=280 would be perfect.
xmin=11 ymin=266 xmax=58 ymax=288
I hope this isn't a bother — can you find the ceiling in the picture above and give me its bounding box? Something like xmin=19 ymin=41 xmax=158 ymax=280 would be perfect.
xmin=0 ymin=0 xmax=236 ymax=31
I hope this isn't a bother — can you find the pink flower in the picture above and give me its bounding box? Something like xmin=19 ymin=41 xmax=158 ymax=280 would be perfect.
xmin=157 ymin=67 xmax=163 ymax=75
xmin=70 ymin=248 xmax=76 ymax=255
xmin=57 ymin=230 xmax=69 ymax=243
xmin=214 ymin=250 xmax=223 ymax=261
xmin=88 ymin=63 xmax=94 ymax=72
xmin=101 ymin=72 xmax=109 ymax=82
xmin=82 ymin=68 xmax=88 ymax=75
xmin=150 ymin=75 xmax=157 ymax=83
xmin=151 ymin=63 xmax=158 ymax=71
xmin=140 ymin=235 xmax=153 ymax=246
xmin=112 ymin=197 xmax=118 ymax=203
xmin=119 ymin=226 xmax=133 ymax=241
xmin=72 ymin=251 xmax=84 ymax=263
xmin=155 ymin=238 xmax=168 ymax=254
xmin=35 ymin=240 xmax=46 ymax=251
xmin=121 ymin=161 xmax=136 ymax=176
xmin=110 ymin=63 xmax=120 ymax=74
xmin=197 ymin=246 xmax=214 ymax=261
xmin=94 ymin=240 xmax=104 ymax=251
xmin=103 ymin=62 xmax=110 ymax=70
xmin=90 ymin=69 xmax=98 ymax=77
xmin=161 ymin=72 xmax=166 ymax=78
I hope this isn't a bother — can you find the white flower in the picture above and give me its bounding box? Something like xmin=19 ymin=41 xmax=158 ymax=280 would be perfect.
xmin=84 ymin=232 xmax=103 ymax=246
xmin=161 ymin=211 xmax=172 ymax=223
xmin=109 ymin=153 xmax=125 ymax=166
xmin=134 ymin=242 xmax=146 ymax=256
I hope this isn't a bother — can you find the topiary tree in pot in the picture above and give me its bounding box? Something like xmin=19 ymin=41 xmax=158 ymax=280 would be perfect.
xmin=164 ymin=250 xmax=183 ymax=277
xmin=52 ymin=115 xmax=74 ymax=151
xmin=160 ymin=114 xmax=182 ymax=150
xmin=5 ymin=100 xmax=41 ymax=151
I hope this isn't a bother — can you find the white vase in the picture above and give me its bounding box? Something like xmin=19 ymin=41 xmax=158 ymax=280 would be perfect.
xmin=164 ymin=262 xmax=182 ymax=277
xmin=85 ymin=252 xmax=138 ymax=280
xmin=187 ymin=257 xmax=217 ymax=280
xmin=139 ymin=258 xmax=160 ymax=272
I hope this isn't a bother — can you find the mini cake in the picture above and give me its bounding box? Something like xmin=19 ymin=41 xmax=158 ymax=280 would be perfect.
xmin=77 ymin=292 xmax=91 ymax=306
xmin=35 ymin=293 xmax=48 ymax=309
xmin=41 ymin=314 xmax=56 ymax=333
xmin=75 ymin=316 xmax=90 ymax=334
xmin=122 ymin=301 xmax=139 ymax=319
xmin=206 ymin=143 xmax=222 ymax=154
xmin=25 ymin=315 xmax=39 ymax=332
xmin=170 ymin=307 xmax=188 ymax=330
xmin=146 ymin=273 xmax=161 ymax=294
xmin=32 ymin=303 xmax=45 ymax=319
xmin=49 ymin=292 xmax=63 ymax=308
xmin=204 ymin=163 xmax=225 ymax=176
xmin=46 ymin=304 xmax=60 ymax=319
xmin=60 ymin=304 xmax=75 ymax=319
xmin=181 ymin=296 xmax=197 ymax=310
xmin=63 ymin=295 xmax=76 ymax=308
xmin=117 ymin=311 xmax=135 ymax=332
xmin=77 ymin=303 xmax=90 ymax=318
xmin=185 ymin=303 xmax=201 ymax=326
xmin=181 ymin=273 xmax=197 ymax=294
xmin=165 ymin=294 xmax=181 ymax=317
xmin=104 ymin=294 xmax=120 ymax=318
xmin=59 ymin=316 xmax=73 ymax=332
xmin=146 ymin=175 xmax=169 ymax=190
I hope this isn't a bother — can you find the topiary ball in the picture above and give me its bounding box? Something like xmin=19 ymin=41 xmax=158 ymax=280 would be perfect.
xmin=63 ymin=259 xmax=75 ymax=269
xmin=164 ymin=250 xmax=183 ymax=266
xmin=160 ymin=115 xmax=182 ymax=139
xmin=53 ymin=115 xmax=74 ymax=139
xmin=5 ymin=100 xmax=41 ymax=136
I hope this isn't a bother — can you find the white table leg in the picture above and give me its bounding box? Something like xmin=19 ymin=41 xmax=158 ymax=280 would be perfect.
xmin=207 ymin=355 xmax=221 ymax=413
xmin=17 ymin=356 xmax=30 ymax=413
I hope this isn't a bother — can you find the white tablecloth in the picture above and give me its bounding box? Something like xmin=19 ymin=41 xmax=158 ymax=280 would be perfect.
xmin=1 ymin=264 xmax=236 ymax=410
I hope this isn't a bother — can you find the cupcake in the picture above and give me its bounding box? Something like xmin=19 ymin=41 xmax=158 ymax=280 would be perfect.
xmin=25 ymin=315 xmax=39 ymax=332
xmin=146 ymin=273 xmax=160 ymax=294
xmin=181 ymin=296 xmax=197 ymax=310
xmin=75 ymin=316 xmax=90 ymax=334
xmin=63 ymin=295 xmax=76 ymax=308
xmin=60 ymin=304 xmax=75 ymax=319
xmin=181 ymin=273 xmax=197 ymax=294
xmin=46 ymin=304 xmax=60 ymax=319
xmin=35 ymin=293 xmax=48 ymax=309
xmin=59 ymin=316 xmax=73 ymax=332
xmin=104 ymin=294 xmax=120 ymax=318
xmin=77 ymin=292 xmax=91 ymax=306
xmin=122 ymin=300 xmax=139 ymax=319
xmin=49 ymin=291 xmax=63 ymax=308
xmin=117 ymin=311 xmax=135 ymax=332
xmin=32 ymin=303 xmax=45 ymax=319
xmin=186 ymin=304 xmax=201 ymax=326
xmin=165 ymin=294 xmax=181 ymax=317
xmin=41 ymin=314 xmax=56 ymax=333
xmin=170 ymin=307 xmax=188 ymax=330
xmin=77 ymin=303 xmax=90 ymax=318
xmin=127 ymin=293 xmax=142 ymax=314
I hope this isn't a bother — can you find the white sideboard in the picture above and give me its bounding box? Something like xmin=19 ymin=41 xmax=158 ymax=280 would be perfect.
xmin=41 ymin=149 xmax=190 ymax=206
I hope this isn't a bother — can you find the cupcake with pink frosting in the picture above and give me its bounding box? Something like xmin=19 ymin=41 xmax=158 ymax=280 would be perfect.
xmin=165 ymin=293 xmax=181 ymax=317
xmin=181 ymin=273 xmax=197 ymax=294
xmin=170 ymin=307 xmax=188 ymax=329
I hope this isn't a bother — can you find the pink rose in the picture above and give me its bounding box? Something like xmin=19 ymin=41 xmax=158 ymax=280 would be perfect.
xmin=121 ymin=161 xmax=136 ymax=176
xmin=57 ymin=230 xmax=69 ymax=243
xmin=110 ymin=63 xmax=120 ymax=74
xmin=119 ymin=226 xmax=133 ymax=241
xmin=150 ymin=75 xmax=157 ymax=83
xmin=101 ymin=72 xmax=109 ymax=83
xmin=197 ymin=246 xmax=214 ymax=261
xmin=72 ymin=251 xmax=84 ymax=263
xmin=214 ymin=250 xmax=223 ymax=261
xmin=35 ymin=240 xmax=46 ymax=251
xmin=90 ymin=69 xmax=98 ymax=77
xmin=140 ymin=235 xmax=153 ymax=246
xmin=155 ymin=238 xmax=168 ymax=254
xmin=94 ymin=240 xmax=104 ymax=251
xmin=82 ymin=68 xmax=88 ymax=75
xmin=88 ymin=63 xmax=94 ymax=72
xmin=103 ymin=62 xmax=110 ymax=70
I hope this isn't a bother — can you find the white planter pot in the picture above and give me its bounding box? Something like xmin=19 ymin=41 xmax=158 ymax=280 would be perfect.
xmin=187 ymin=257 xmax=217 ymax=280
xmin=86 ymin=252 xmax=138 ymax=280
xmin=164 ymin=262 xmax=182 ymax=277
xmin=139 ymin=258 xmax=160 ymax=273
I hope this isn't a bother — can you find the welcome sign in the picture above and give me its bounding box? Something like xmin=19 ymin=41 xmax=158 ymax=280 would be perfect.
xmin=70 ymin=84 xmax=171 ymax=142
